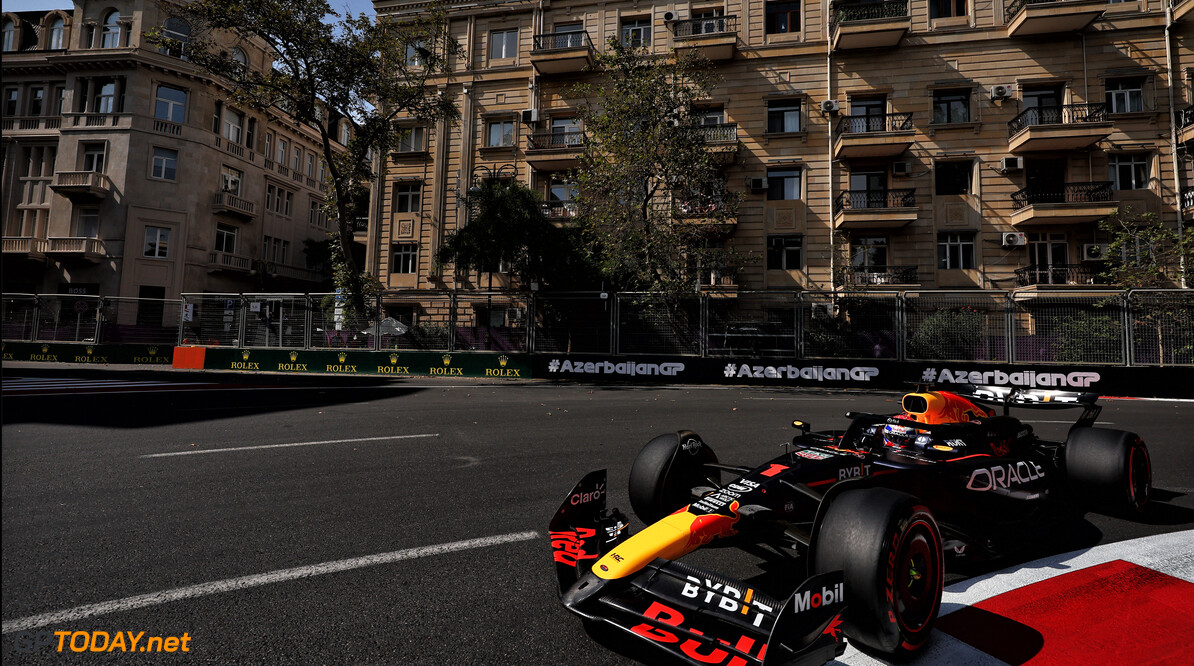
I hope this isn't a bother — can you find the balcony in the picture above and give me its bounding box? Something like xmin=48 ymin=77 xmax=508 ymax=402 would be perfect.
xmin=211 ymin=191 xmax=256 ymax=220
xmin=1007 ymin=104 xmax=1111 ymax=152
xmin=1181 ymin=187 xmax=1194 ymax=216
xmin=672 ymin=15 xmax=738 ymax=62
xmin=208 ymin=251 xmax=251 ymax=272
xmin=843 ymin=265 xmax=919 ymax=287
xmin=830 ymin=0 xmax=910 ymax=51
xmin=673 ymin=198 xmax=737 ymax=235
xmin=689 ymin=123 xmax=739 ymax=164
xmin=542 ymin=200 xmax=578 ymax=223
xmin=2 ymin=236 xmax=48 ymax=259
xmin=1178 ymin=105 xmax=1194 ymax=146
xmin=274 ymin=263 xmax=324 ymax=283
xmin=45 ymin=237 xmax=106 ymax=261
xmin=1176 ymin=0 xmax=1193 ymax=22
xmin=530 ymin=32 xmax=594 ymax=75
xmin=1010 ymin=182 xmax=1117 ymax=226
xmin=50 ymin=172 xmax=111 ymax=200
xmin=834 ymin=113 xmax=915 ymax=160
xmin=834 ymin=189 xmax=918 ymax=229
xmin=1 ymin=116 xmax=63 ymax=135
xmin=1015 ymin=264 xmax=1110 ymax=287
xmin=352 ymin=217 xmax=369 ymax=234
xmin=525 ymin=131 xmax=585 ymax=170
xmin=1006 ymin=0 xmax=1107 ymax=37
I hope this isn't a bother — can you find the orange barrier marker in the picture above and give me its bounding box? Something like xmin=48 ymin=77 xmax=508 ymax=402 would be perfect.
xmin=172 ymin=346 xmax=207 ymax=369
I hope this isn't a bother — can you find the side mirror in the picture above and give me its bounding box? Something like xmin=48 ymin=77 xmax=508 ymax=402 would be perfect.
xmin=791 ymin=420 xmax=811 ymax=433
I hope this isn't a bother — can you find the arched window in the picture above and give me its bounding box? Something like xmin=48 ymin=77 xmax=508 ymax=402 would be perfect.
xmin=2 ymin=19 xmax=17 ymax=52
xmin=161 ymin=17 xmax=190 ymax=56
xmin=100 ymin=11 xmax=121 ymax=48
xmin=47 ymin=16 xmax=66 ymax=50
xmin=231 ymin=48 xmax=248 ymax=67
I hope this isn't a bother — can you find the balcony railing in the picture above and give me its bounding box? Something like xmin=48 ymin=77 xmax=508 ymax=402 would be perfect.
xmin=527 ymin=130 xmax=585 ymax=150
xmin=673 ymin=15 xmax=738 ymax=38
xmin=213 ymin=191 xmax=256 ymax=216
xmin=1007 ymin=104 xmax=1108 ymax=138
xmin=1006 ymin=0 xmax=1068 ymax=20
xmin=1181 ymin=186 xmax=1194 ymax=210
xmin=1 ymin=116 xmax=62 ymax=131
xmin=1180 ymin=105 xmax=1194 ymax=130
xmin=834 ymin=189 xmax=916 ymax=212
xmin=831 ymin=0 xmax=909 ymax=32
xmin=208 ymin=251 xmax=251 ymax=271
xmin=1011 ymin=182 xmax=1113 ymax=210
xmin=2 ymin=236 xmax=48 ymax=254
xmin=1015 ymin=264 xmax=1107 ymax=287
xmin=542 ymin=200 xmax=578 ymax=219
xmin=837 ymin=113 xmax=914 ymax=135
xmin=690 ymin=123 xmax=738 ymax=143
xmin=532 ymin=31 xmax=593 ymax=51
xmin=844 ymin=265 xmax=919 ymax=286
xmin=46 ymin=237 xmax=105 ymax=256
xmin=50 ymin=171 xmax=111 ymax=197
xmin=153 ymin=119 xmax=182 ymax=135
xmin=352 ymin=217 xmax=369 ymax=232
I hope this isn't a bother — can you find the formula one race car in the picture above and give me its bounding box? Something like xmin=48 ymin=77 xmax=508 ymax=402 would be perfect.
xmin=549 ymin=385 xmax=1151 ymax=666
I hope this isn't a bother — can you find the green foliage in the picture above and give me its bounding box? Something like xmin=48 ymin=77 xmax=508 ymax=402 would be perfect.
xmin=1051 ymin=311 xmax=1123 ymax=364
xmin=908 ymin=307 xmax=986 ymax=360
xmin=1098 ymin=206 xmax=1194 ymax=289
xmin=434 ymin=179 xmax=598 ymax=288
xmin=569 ymin=39 xmax=743 ymax=297
xmin=148 ymin=0 xmax=459 ymax=314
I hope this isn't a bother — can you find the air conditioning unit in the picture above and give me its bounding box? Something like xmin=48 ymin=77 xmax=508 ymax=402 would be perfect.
xmin=990 ymin=83 xmax=1016 ymax=101
xmin=1082 ymin=243 xmax=1109 ymax=261
xmin=1002 ymin=232 xmax=1027 ymax=247
xmin=1000 ymin=156 xmax=1024 ymax=172
xmin=747 ymin=177 xmax=769 ymax=192
xmin=811 ymin=303 xmax=838 ymax=320
xmin=663 ymin=11 xmax=675 ymax=21
xmin=892 ymin=161 xmax=912 ymax=177
xmin=520 ymin=109 xmax=539 ymax=124
xmin=820 ymin=99 xmax=840 ymax=114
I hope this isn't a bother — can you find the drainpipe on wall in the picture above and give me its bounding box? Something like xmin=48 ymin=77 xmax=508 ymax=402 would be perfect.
xmin=826 ymin=0 xmax=835 ymax=292
xmin=1163 ymin=4 xmax=1186 ymax=288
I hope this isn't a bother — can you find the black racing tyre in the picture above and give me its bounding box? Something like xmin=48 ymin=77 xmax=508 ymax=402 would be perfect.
xmin=813 ymin=488 xmax=943 ymax=656
xmin=1065 ymin=427 xmax=1151 ymax=515
xmin=628 ymin=431 xmax=719 ymax=525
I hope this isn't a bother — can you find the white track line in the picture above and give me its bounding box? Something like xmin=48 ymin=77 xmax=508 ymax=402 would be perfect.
xmin=140 ymin=433 xmax=439 ymax=458
xmin=1 ymin=530 xmax=539 ymax=634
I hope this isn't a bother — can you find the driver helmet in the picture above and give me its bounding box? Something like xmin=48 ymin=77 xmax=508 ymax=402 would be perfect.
xmin=883 ymin=415 xmax=919 ymax=449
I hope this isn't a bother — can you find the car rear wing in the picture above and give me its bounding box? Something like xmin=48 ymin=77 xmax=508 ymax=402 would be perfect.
xmin=954 ymin=384 xmax=1102 ymax=428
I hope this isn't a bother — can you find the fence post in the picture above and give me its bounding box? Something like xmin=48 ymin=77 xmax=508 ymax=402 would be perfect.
xmin=237 ymin=294 xmax=248 ymax=347
xmin=176 ymin=296 xmax=185 ymax=346
xmin=611 ymin=293 xmax=619 ymax=355
xmin=449 ymin=290 xmax=457 ymax=352
xmin=896 ymin=292 xmax=906 ymax=362
xmin=94 ymin=296 xmax=105 ymax=343
xmin=699 ymin=293 xmax=708 ymax=358
xmin=795 ymin=292 xmax=804 ymax=359
xmin=526 ymin=290 xmax=535 ymax=353
xmin=372 ymin=292 xmax=381 ymax=351
xmin=303 ymin=294 xmax=312 ymax=349
xmin=1122 ymin=290 xmax=1133 ymax=367
xmin=1005 ymin=292 xmax=1015 ymax=363
xmin=30 ymin=295 xmax=40 ymax=341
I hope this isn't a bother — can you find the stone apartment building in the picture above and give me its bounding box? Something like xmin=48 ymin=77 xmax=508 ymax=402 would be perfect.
xmin=367 ymin=0 xmax=1193 ymax=299
xmin=1 ymin=1 xmax=345 ymax=315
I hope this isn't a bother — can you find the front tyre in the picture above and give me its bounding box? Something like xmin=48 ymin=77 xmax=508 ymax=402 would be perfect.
xmin=1065 ymin=427 xmax=1151 ymax=516
xmin=628 ymin=431 xmax=718 ymax=525
xmin=813 ymin=488 xmax=943 ymax=656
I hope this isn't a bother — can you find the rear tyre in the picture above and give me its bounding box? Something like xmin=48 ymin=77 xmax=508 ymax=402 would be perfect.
xmin=1065 ymin=427 xmax=1151 ymax=515
xmin=813 ymin=488 xmax=943 ymax=656
xmin=628 ymin=431 xmax=718 ymax=525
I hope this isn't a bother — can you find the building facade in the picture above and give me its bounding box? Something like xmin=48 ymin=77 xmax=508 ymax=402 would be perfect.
xmin=368 ymin=0 xmax=1193 ymax=296
xmin=1 ymin=1 xmax=342 ymax=313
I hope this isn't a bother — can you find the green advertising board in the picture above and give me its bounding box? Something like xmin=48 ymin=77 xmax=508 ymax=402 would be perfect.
xmin=2 ymin=341 xmax=174 ymax=365
xmin=201 ymin=348 xmax=531 ymax=379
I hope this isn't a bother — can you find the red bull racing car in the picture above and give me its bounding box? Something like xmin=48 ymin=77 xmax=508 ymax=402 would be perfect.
xmin=549 ymin=385 xmax=1151 ymax=666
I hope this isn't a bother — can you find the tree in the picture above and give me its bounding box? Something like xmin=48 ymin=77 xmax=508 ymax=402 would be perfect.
xmin=568 ymin=39 xmax=743 ymax=298
xmin=149 ymin=0 xmax=458 ymax=317
xmin=434 ymin=178 xmax=596 ymax=288
xmin=1098 ymin=206 xmax=1193 ymax=289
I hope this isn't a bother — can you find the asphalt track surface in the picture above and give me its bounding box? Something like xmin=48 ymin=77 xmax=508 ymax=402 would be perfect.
xmin=2 ymin=366 xmax=1193 ymax=664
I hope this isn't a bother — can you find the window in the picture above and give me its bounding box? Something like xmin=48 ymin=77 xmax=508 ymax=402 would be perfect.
xmin=405 ymin=41 xmax=426 ymax=67
xmin=154 ymin=85 xmax=186 ymax=123
xmin=223 ymin=108 xmax=244 ymax=143
xmin=490 ymin=29 xmax=518 ymax=59
xmin=264 ymin=133 xmax=273 ymax=160
xmin=932 ymin=89 xmax=970 ymax=124
xmin=292 ymin=146 xmax=301 ymax=171
xmin=851 ymin=236 xmax=888 ymax=268
xmin=52 ymin=86 xmax=65 ymax=115
xmin=691 ymin=9 xmax=726 ymax=35
xmin=306 ymin=153 xmax=314 ymax=176
xmin=930 ymin=0 xmax=967 ymax=19
xmin=159 ymin=18 xmax=190 ymax=57
xmin=266 ymin=185 xmax=294 ymax=215
xmin=1108 ymin=153 xmax=1149 ymax=190
xmin=487 ymin=119 xmax=515 ymax=147
xmin=2 ymin=19 xmax=16 ymax=52
xmin=29 ymin=88 xmax=43 ymax=116
xmin=339 ymin=122 xmax=351 ymax=145
xmin=77 ymin=207 xmax=100 ymax=237
xmin=100 ymin=11 xmax=122 ymax=48
xmin=48 ymin=17 xmax=65 ymax=50
xmin=391 ymin=243 xmax=418 ymax=274
xmin=214 ymin=223 xmax=237 ymax=253
xmin=264 ymin=236 xmax=290 ymax=264
xmin=935 ymin=161 xmax=972 ymax=195
xmin=151 ymin=147 xmax=178 ymax=181
xmin=144 ymin=226 xmax=170 ymax=258
xmin=767 ymin=99 xmax=801 ymax=133
xmin=550 ymin=117 xmax=582 ymax=146
xmin=245 ymin=118 xmax=256 ymax=151
xmin=94 ymin=81 xmax=117 ymax=113
xmin=396 ymin=126 xmax=426 ymax=152
xmin=309 ymin=198 xmax=327 ymax=228
xmin=1105 ymin=78 xmax=1144 ymax=114
xmin=4 ymin=88 xmax=18 ymax=116
xmin=393 ymin=182 xmax=421 ymax=213
xmin=81 ymin=143 xmax=106 ymax=172
xmin=230 ymin=48 xmax=247 ymax=68
xmin=220 ymin=165 xmax=243 ymax=195
xmin=937 ymin=232 xmax=975 ymax=269
xmin=765 ymin=2 xmax=800 ymax=35
xmin=621 ymin=19 xmax=651 ymax=48
xmin=276 ymin=138 xmax=288 ymax=164
xmin=767 ymin=235 xmax=803 ymax=270
xmin=766 ymin=168 xmax=801 ymax=201
xmin=550 ymin=22 xmax=585 ymax=49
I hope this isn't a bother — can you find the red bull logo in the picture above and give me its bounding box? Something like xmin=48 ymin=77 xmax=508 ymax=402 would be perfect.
xmin=686 ymin=502 xmax=740 ymax=549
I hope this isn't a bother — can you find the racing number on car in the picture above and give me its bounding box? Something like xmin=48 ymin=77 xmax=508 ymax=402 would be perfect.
xmin=550 ymin=528 xmax=599 ymax=566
